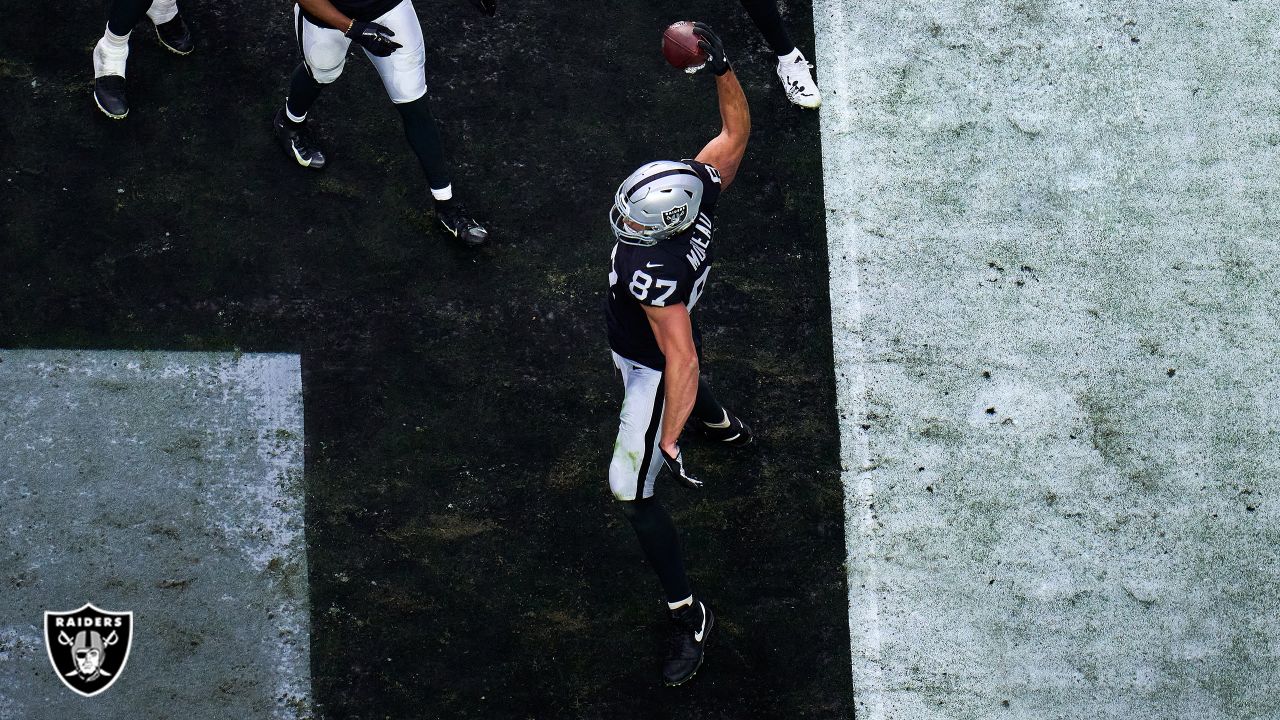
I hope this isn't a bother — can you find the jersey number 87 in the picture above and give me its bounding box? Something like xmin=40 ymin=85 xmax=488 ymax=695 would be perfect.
xmin=630 ymin=270 xmax=677 ymax=306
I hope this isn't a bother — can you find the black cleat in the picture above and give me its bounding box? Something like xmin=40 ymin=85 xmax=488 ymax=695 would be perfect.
xmin=664 ymin=600 xmax=714 ymax=687
xmin=154 ymin=15 xmax=194 ymax=55
xmin=273 ymin=108 xmax=327 ymax=170
xmin=437 ymin=204 xmax=489 ymax=246
xmin=93 ymin=76 xmax=129 ymax=120
xmin=699 ymin=408 xmax=753 ymax=447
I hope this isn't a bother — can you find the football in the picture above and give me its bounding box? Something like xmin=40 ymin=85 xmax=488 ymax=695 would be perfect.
xmin=662 ymin=21 xmax=707 ymax=70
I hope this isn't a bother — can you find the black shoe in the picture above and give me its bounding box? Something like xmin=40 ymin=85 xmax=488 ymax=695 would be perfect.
xmin=154 ymin=15 xmax=194 ymax=55
xmin=437 ymin=204 xmax=489 ymax=246
xmin=664 ymin=600 xmax=713 ymax=687
xmin=93 ymin=76 xmax=129 ymax=120
xmin=273 ymin=108 xmax=327 ymax=170
xmin=699 ymin=408 xmax=753 ymax=447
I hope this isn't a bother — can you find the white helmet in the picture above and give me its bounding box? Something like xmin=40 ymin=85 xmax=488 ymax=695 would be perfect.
xmin=610 ymin=160 xmax=704 ymax=246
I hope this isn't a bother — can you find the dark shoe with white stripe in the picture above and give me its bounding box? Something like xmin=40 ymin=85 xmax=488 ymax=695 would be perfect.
xmin=155 ymin=15 xmax=194 ymax=55
xmin=698 ymin=408 xmax=753 ymax=447
xmin=273 ymin=108 xmax=326 ymax=170
xmin=437 ymin=204 xmax=489 ymax=246
xmin=93 ymin=76 xmax=129 ymax=120
xmin=664 ymin=600 xmax=714 ymax=687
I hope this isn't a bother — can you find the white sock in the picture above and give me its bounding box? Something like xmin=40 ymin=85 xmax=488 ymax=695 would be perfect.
xmin=778 ymin=48 xmax=803 ymax=63
xmin=94 ymin=26 xmax=131 ymax=78
xmin=667 ymin=595 xmax=694 ymax=611
xmin=431 ymin=184 xmax=453 ymax=202
xmin=103 ymin=27 xmax=130 ymax=49
xmin=285 ymin=102 xmax=307 ymax=124
xmin=147 ymin=0 xmax=179 ymax=26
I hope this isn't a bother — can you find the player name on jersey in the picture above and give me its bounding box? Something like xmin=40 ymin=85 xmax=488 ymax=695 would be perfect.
xmin=687 ymin=215 xmax=713 ymax=270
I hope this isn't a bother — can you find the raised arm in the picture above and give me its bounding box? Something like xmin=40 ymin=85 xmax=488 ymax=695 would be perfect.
xmin=691 ymin=24 xmax=751 ymax=191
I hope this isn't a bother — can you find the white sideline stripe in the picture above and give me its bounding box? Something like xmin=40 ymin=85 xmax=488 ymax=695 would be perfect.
xmin=226 ymin=354 xmax=311 ymax=713
xmin=810 ymin=1 xmax=885 ymax=717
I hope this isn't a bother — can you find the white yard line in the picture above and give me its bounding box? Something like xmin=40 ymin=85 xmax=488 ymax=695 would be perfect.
xmin=811 ymin=2 xmax=885 ymax=716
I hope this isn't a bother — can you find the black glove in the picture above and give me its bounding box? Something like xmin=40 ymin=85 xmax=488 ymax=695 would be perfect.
xmin=345 ymin=20 xmax=401 ymax=58
xmin=661 ymin=446 xmax=703 ymax=490
xmin=692 ymin=22 xmax=731 ymax=76
xmin=467 ymin=0 xmax=497 ymax=16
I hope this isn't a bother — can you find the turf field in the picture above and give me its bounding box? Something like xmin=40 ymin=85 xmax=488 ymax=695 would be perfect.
xmin=1 ymin=0 xmax=851 ymax=717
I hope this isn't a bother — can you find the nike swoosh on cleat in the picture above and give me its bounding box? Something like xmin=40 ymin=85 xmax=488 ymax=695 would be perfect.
xmin=693 ymin=604 xmax=707 ymax=642
xmin=291 ymin=144 xmax=311 ymax=167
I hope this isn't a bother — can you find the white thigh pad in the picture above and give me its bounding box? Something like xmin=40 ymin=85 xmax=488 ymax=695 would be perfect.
xmin=366 ymin=0 xmax=427 ymax=103
xmin=294 ymin=5 xmax=350 ymax=84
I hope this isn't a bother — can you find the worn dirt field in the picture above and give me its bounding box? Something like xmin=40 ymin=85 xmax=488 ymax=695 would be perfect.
xmin=0 ymin=0 xmax=850 ymax=717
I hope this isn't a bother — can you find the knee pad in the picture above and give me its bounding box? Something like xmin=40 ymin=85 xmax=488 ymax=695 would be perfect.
xmin=385 ymin=45 xmax=427 ymax=104
xmin=609 ymin=458 xmax=638 ymax=502
xmin=307 ymin=39 xmax=347 ymax=84
xmin=610 ymin=452 xmax=661 ymax=502
xmin=609 ymin=421 xmax=660 ymax=502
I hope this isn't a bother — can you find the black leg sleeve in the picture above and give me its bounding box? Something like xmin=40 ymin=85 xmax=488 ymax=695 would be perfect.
xmin=107 ymin=0 xmax=153 ymax=35
xmin=690 ymin=376 xmax=727 ymax=425
xmin=620 ymin=498 xmax=692 ymax=604
xmin=395 ymin=95 xmax=452 ymax=192
xmin=738 ymin=0 xmax=796 ymax=56
xmin=285 ymin=63 xmax=324 ymax=120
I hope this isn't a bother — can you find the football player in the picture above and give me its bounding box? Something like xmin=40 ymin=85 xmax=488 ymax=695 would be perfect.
xmin=91 ymin=0 xmax=195 ymax=119
xmin=272 ymin=0 xmax=496 ymax=245
xmin=738 ymin=0 xmax=821 ymax=108
xmin=604 ymin=23 xmax=753 ymax=687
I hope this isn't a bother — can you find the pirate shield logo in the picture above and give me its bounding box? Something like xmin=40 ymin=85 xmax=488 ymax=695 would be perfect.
xmin=44 ymin=603 xmax=133 ymax=697
xmin=662 ymin=204 xmax=688 ymax=228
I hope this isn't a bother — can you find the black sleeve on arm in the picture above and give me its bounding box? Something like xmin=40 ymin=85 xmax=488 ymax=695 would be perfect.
xmin=683 ymin=159 xmax=724 ymax=213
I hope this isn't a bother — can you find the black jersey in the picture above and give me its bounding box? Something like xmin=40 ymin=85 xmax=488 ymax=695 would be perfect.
xmin=305 ymin=0 xmax=404 ymax=24
xmin=606 ymin=160 xmax=723 ymax=370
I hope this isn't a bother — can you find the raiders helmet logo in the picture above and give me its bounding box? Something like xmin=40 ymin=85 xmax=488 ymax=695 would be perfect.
xmin=44 ymin=603 xmax=134 ymax=697
xmin=662 ymin=204 xmax=688 ymax=227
